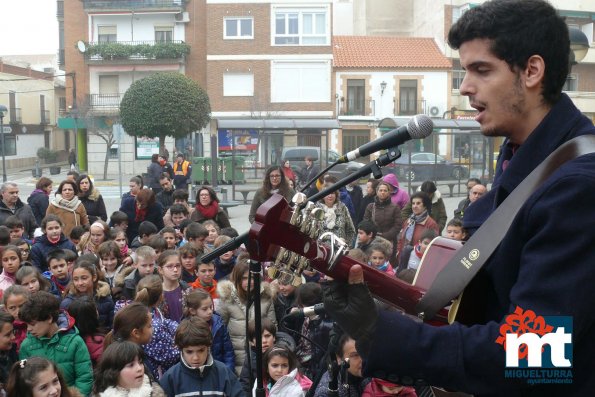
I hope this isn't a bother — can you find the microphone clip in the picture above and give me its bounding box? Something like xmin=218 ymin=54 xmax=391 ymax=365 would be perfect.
xmin=369 ymin=147 xmax=402 ymax=179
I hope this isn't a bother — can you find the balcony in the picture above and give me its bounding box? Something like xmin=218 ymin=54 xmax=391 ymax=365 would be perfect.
xmin=85 ymin=40 xmax=190 ymax=65
xmin=41 ymin=110 xmax=51 ymax=125
xmin=87 ymin=93 xmax=123 ymax=115
xmin=9 ymin=108 xmax=21 ymax=124
xmin=395 ymin=99 xmax=427 ymax=116
xmin=57 ymin=0 xmax=64 ymax=17
xmin=83 ymin=0 xmax=185 ymax=12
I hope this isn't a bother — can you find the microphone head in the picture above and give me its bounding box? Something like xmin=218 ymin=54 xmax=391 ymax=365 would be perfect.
xmin=408 ymin=114 xmax=434 ymax=139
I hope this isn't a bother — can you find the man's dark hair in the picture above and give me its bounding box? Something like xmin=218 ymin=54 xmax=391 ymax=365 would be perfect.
xmin=70 ymin=225 xmax=86 ymax=241
xmin=147 ymin=235 xmax=167 ymax=252
xmin=219 ymin=227 xmax=239 ymax=238
xmin=185 ymin=222 xmax=208 ymax=240
xmin=175 ymin=317 xmax=212 ymax=348
xmin=296 ymin=282 xmax=322 ymax=307
xmin=172 ymin=189 xmax=189 ymax=202
xmin=411 ymin=192 xmax=432 ymax=213
xmin=110 ymin=210 xmax=128 ymax=226
xmin=67 ymin=170 xmax=80 ymax=180
xmin=448 ymin=0 xmax=569 ymax=105
xmin=467 ymin=178 xmax=482 ymax=186
xmin=357 ymin=220 xmax=377 ymax=238
xmin=138 ymin=221 xmax=158 ymax=238
xmin=47 ymin=249 xmax=67 ymax=266
xmin=4 ymin=215 xmax=23 ymax=230
xmin=0 ymin=226 xmax=10 ymax=245
xmin=19 ymin=291 xmax=60 ymax=323
xmin=169 ymin=203 xmax=189 ymax=216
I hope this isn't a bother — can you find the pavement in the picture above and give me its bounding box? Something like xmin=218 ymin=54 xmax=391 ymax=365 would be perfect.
xmin=4 ymin=165 xmax=467 ymax=237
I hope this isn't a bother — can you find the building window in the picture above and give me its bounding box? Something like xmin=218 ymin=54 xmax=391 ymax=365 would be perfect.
xmin=346 ymin=79 xmax=365 ymax=115
xmin=0 ymin=136 xmax=16 ymax=156
xmin=223 ymin=73 xmax=254 ymax=96
xmin=452 ymin=70 xmax=465 ymax=90
xmin=109 ymin=145 xmax=118 ymax=159
xmin=563 ymin=74 xmax=578 ymax=91
xmin=98 ymin=25 xmax=117 ymax=43
xmin=224 ymin=17 xmax=253 ymax=39
xmin=271 ymin=61 xmax=330 ymax=102
xmin=398 ymin=80 xmax=418 ymax=116
xmin=155 ymin=26 xmax=174 ymax=42
xmin=273 ymin=8 xmax=329 ymax=45
xmin=343 ymin=129 xmax=370 ymax=162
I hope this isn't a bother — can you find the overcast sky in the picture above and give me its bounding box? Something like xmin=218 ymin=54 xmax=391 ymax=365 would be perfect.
xmin=0 ymin=1 xmax=58 ymax=55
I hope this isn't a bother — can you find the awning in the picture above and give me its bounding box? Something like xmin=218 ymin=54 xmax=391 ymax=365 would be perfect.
xmin=216 ymin=118 xmax=341 ymax=130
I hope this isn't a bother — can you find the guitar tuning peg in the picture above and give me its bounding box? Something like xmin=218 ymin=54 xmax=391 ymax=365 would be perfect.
xmin=292 ymin=277 xmax=303 ymax=287
xmin=310 ymin=207 xmax=325 ymax=221
xmin=267 ymin=266 xmax=279 ymax=279
xmin=291 ymin=192 xmax=308 ymax=206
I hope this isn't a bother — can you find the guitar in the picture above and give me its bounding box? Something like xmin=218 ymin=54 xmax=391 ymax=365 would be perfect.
xmin=248 ymin=193 xmax=467 ymax=325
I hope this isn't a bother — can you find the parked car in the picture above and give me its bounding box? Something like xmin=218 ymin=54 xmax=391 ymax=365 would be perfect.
xmin=382 ymin=152 xmax=468 ymax=182
xmin=281 ymin=146 xmax=367 ymax=185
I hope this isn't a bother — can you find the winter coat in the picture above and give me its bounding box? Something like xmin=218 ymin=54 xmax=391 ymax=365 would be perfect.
xmin=346 ymin=184 xmax=364 ymax=225
xmin=79 ymin=187 xmax=108 ymax=223
xmin=191 ymin=205 xmax=232 ymax=229
xmin=147 ymin=162 xmax=163 ymax=189
xmin=254 ymin=368 xmax=312 ymax=397
xmin=19 ymin=311 xmax=93 ymax=396
xmin=98 ymin=374 xmax=165 ymax=397
xmin=27 ymin=189 xmax=50 ymax=225
xmin=361 ymin=378 xmax=417 ymax=397
xmin=382 ymin=173 xmax=410 ymax=210
xmin=13 ymin=320 xmax=27 ymax=353
xmin=210 ymin=312 xmax=235 ymax=373
xmin=0 ymin=272 xmax=15 ymax=294
xmin=159 ymin=353 xmax=243 ymax=397
xmin=249 ymin=187 xmax=294 ymax=224
xmin=216 ymin=280 xmax=277 ymax=374
xmin=162 ymin=203 xmax=194 ymax=227
xmin=84 ymin=333 xmax=105 ymax=366
xmin=363 ymin=197 xmax=402 ymax=244
xmin=0 ymin=344 xmax=17 ymax=389
xmin=396 ymin=216 xmax=439 ymax=263
xmin=0 ymin=198 xmax=37 ymax=239
xmin=46 ymin=195 xmax=89 ymax=237
xmin=316 ymin=201 xmax=356 ymax=246
xmin=60 ymin=281 xmax=114 ymax=328
xmin=30 ymin=233 xmax=77 ymax=273
xmin=214 ymin=256 xmax=236 ymax=281
xmin=119 ymin=196 xmax=164 ymax=243
xmin=114 ymin=302 xmax=179 ymax=380
xmin=155 ymin=189 xmax=174 ymax=214
xmin=339 ymin=188 xmax=356 ymax=220
xmin=400 ymin=190 xmax=447 ymax=233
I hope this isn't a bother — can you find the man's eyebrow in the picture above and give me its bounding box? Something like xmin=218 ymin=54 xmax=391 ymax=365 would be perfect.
xmin=463 ymin=60 xmax=492 ymax=71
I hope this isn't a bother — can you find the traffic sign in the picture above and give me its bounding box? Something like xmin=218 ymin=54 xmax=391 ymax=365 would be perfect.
xmin=1 ymin=126 xmax=11 ymax=134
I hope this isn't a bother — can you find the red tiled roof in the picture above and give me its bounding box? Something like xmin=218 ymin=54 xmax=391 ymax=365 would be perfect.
xmin=333 ymin=36 xmax=452 ymax=69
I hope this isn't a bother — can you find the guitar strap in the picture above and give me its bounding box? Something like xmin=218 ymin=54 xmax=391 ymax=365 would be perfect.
xmin=416 ymin=134 xmax=595 ymax=320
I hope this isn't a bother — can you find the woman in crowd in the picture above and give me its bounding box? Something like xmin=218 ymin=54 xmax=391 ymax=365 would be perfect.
xmin=120 ymin=189 xmax=164 ymax=243
xmin=147 ymin=153 xmax=164 ymax=194
xmin=396 ymin=192 xmax=440 ymax=264
xmin=363 ymin=181 xmax=402 ymax=246
xmin=46 ymin=180 xmax=89 ymax=237
xmin=281 ymin=159 xmax=297 ymax=185
xmin=77 ymin=174 xmax=107 ymax=223
xmin=317 ymin=186 xmax=356 ymax=247
xmin=382 ymin=173 xmax=410 ymax=210
xmin=27 ymin=177 xmax=53 ymax=225
xmin=249 ymin=166 xmax=294 ymax=224
xmin=190 ymin=186 xmax=231 ymax=229
xmin=120 ymin=175 xmax=144 ymax=205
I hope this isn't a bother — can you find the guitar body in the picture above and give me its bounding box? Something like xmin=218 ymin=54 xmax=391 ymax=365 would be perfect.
xmin=250 ymin=194 xmax=474 ymax=325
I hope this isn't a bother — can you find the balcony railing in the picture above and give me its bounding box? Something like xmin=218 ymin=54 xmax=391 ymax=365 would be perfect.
xmin=83 ymin=0 xmax=185 ymax=11
xmin=88 ymin=93 xmax=123 ymax=109
xmin=57 ymin=0 xmax=64 ymax=17
xmin=395 ymin=99 xmax=427 ymax=116
xmin=85 ymin=40 xmax=189 ymax=62
xmin=9 ymin=108 xmax=21 ymax=124
xmin=41 ymin=110 xmax=51 ymax=125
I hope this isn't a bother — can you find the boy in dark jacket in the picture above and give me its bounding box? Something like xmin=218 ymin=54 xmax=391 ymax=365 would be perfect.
xmin=160 ymin=317 xmax=242 ymax=397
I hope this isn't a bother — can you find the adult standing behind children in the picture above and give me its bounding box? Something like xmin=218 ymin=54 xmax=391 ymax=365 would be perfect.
xmin=0 ymin=182 xmax=37 ymax=240
xmin=77 ymin=174 xmax=107 ymax=223
xmin=46 ymin=180 xmax=89 ymax=238
xmin=363 ymin=181 xmax=402 ymax=249
xmin=120 ymin=189 xmax=164 ymax=243
xmin=249 ymin=166 xmax=294 ymax=224
xmin=400 ymin=181 xmax=447 ymax=233
xmin=173 ymin=153 xmax=192 ymax=191
xmin=190 ymin=186 xmax=231 ymax=229
xmin=27 ymin=177 xmax=53 ymax=226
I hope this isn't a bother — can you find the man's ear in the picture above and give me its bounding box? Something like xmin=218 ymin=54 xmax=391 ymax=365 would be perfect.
xmin=524 ymin=55 xmax=545 ymax=89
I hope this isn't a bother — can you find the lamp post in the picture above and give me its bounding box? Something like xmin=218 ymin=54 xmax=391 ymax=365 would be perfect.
xmin=0 ymin=105 xmax=7 ymax=182
xmin=569 ymin=27 xmax=590 ymax=66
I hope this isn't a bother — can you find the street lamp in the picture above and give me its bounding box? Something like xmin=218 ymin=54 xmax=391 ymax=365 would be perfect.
xmin=0 ymin=105 xmax=7 ymax=182
xmin=569 ymin=27 xmax=590 ymax=66
xmin=380 ymin=81 xmax=387 ymax=95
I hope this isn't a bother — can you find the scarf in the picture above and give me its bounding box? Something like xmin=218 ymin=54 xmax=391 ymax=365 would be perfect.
xmin=51 ymin=194 xmax=81 ymax=212
xmin=98 ymin=374 xmax=153 ymax=397
xmin=196 ymin=200 xmax=219 ymax=219
xmin=191 ymin=279 xmax=218 ymax=300
xmin=47 ymin=234 xmax=61 ymax=244
xmin=321 ymin=203 xmax=338 ymax=230
xmin=414 ymin=243 xmax=424 ymax=258
xmin=404 ymin=210 xmax=429 ymax=243
xmin=51 ymin=275 xmax=70 ymax=293
xmin=135 ymin=204 xmax=148 ymax=222
xmin=372 ymin=261 xmax=390 ymax=272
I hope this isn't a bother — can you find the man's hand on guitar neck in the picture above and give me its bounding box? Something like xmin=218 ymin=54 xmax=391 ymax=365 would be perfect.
xmin=322 ymin=265 xmax=378 ymax=352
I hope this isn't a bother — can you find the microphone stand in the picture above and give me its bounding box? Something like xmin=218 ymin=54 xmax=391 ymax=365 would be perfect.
xmin=200 ymin=148 xmax=403 ymax=264
xmin=250 ymin=259 xmax=266 ymax=397
xmin=327 ymin=360 xmax=341 ymax=397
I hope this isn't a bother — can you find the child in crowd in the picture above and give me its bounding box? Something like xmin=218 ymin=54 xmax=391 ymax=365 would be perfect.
xmin=93 ymin=341 xmax=165 ymax=396
xmin=104 ymin=301 xmax=152 ymax=348
xmin=0 ymin=311 xmax=17 ymax=393
xmin=176 ymin=219 xmax=193 ymax=248
xmin=213 ymin=235 xmax=237 ymax=281
xmin=157 ymin=250 xmax=190 ymax=323
xmin=4 ymin=216 xmax=29 ymax=245
xmin=130 ymin=221 xmax=158 ymax=250
xmin=445 ymin=218 xmax=467 ymax=241
xmin=0 ymin=226 xmax=10 ymax=246
xmin=15 ymin=265 xmax=52 ymax=294
xmin=169 ymin=203 xmax=189 ymax=230
xmin=60 ymin=261 xmax=114 ymax=328
xmin=11 ymin=239 xmax=31 ymax=264
xmin=117 ymin=246 xmax=156 ymax=300
xmin=160 ymin=226 xmax=178 ymax=250
xmin=0 ymin=246 xmax=22 ymax=294
xmin=185 ymin=222 xmax=208 ymax=258
xmin=69 ymin=225 xmax=87 ymax=247
xmin=30 ymin=215 xmax=76 ymax=273
xmin=111 ymin=227 xmax=133 ymax=266
xmin=184 ymin=289 xmax=234 ymax=372
xmin=273 ymin=280 xmax=297 ymax=333
xmin=179 ymin=244 xmax=199 ymax=283
xmin=18 ymin=291 xmax=93 ymax=396
xmin=97 ymin=241 xmax=125 ymax=291
xmin=347 ymin=248 xmax=368 ymax=264
xmin=220 ymin=227 xmax=240 ymax=239
xmin=368 ymin=241 xmax=395 ymax=276
xmin=67 ymin=295 xmax=106 ymax=367
xmin=191 ymin=260 xmax=218 ymax=301
xmin=260 ymin=345 xmax=312 ymax=397
xmin=397 ymin=229 xmax=437 ymax=273
xmin=47 ymin=249 xmax=71 ymax=298
xmin=163 ymin=190 xmax=193 ymax=228
xmin=202 ymin=220 xmax=220 ymax=252
xmin=147 ymin=235 xmax=168 ymax=257
xmin=3 ymin=286 xmax=29 ymax=352
xmin=63 ymin=249 xmax=78 ymax=276
xmin=6 ymin=356 xmax=73 ymax=397
xmin=109 ymin=210 xmax=129 ymax=231
xmin=159 ymin=317 xmax=243 ymax=397
xmin=77 ymin=221 xmax=109 ymax=255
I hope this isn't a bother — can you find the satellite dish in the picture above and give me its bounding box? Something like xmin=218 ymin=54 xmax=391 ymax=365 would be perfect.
xmin=76 ymin=40 xmax=87 ymax=53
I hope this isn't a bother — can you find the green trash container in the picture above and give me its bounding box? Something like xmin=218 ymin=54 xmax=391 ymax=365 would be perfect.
xmin=232 ymin=156 xmax=246 ymax=184
xmin=192 ymin=157 xmax=211 ymax=184
xmin=220 ymin=156 xmax=246 ymax=184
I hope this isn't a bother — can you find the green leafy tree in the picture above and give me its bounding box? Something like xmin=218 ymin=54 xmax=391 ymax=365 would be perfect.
xmin=120 ymin=72 xmax=211 ymax=152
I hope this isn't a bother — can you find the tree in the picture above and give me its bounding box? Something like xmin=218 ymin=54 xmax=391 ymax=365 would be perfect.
xmin=120 ymin=72 xmax=211 ymax=153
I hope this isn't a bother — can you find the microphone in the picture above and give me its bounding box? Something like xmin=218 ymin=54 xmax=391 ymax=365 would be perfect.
xmin=283 ymin=303 xmax=325 ymax=320
xmin=337 ymin=114 xmax=434 ymax=163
